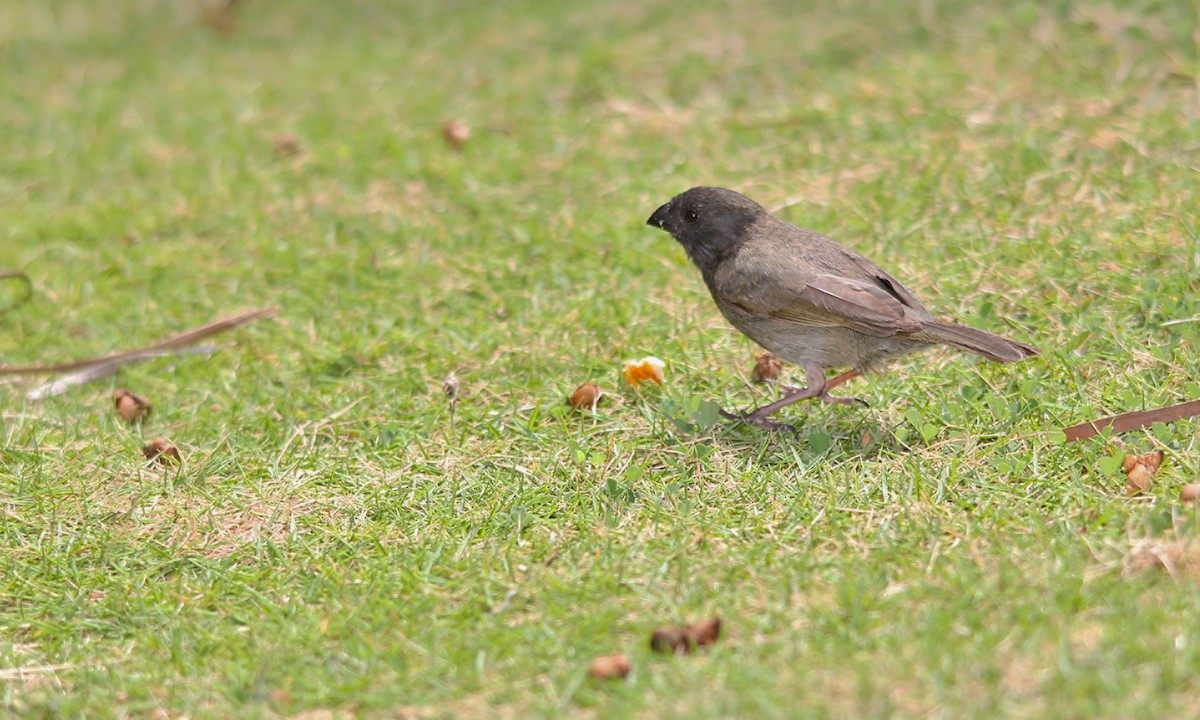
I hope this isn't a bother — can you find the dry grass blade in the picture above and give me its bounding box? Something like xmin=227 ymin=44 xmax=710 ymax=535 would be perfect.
xmin=0 ymin=662 xmax=81 ymax=680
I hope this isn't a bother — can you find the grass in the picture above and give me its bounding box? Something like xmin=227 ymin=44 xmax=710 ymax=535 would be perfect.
xmin=2 ymin=0 xmax=1200 ymax=717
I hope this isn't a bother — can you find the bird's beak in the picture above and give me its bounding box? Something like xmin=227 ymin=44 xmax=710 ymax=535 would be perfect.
xmin=647 ymin=202 xmax=672 ymax=232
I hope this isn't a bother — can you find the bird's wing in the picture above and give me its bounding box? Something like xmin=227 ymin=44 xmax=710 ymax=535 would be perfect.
xmin=711 ymin=221 xmax=930 ymax=337
xmin=839 ymin=249 xmax=929 ymax=314
xmin=720 ymin=269 xmax=923 ymax=338
xmin=789 ymin=274 xmax=923 ymax=335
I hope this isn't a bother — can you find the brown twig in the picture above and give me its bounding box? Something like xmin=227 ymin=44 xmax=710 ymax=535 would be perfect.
xmin=0 ymin=306 xmax=278 ymax=376
xmin=25 ymin=346 xmax=217 ymax=400
xmin=1062 ymin=399 xmax=1200 ymax=443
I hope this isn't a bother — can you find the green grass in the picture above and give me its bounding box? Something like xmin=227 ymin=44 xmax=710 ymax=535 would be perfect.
xmin=2 ymin=0 xmax=1200 ymax=717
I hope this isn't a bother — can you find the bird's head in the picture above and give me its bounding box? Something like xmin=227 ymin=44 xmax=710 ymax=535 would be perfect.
xmin=646 ymin=186 xmax=764 ymax=268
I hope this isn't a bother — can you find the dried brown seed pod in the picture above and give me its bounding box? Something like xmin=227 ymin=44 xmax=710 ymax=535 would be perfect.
xmin=650 ymin=616 xmax=722 ymax=655
xmin=142 ymin=438 xmax=180 ymax=465
xmin=442 ymin=374 xmax=461 ymax=408
xmin=273 ymin=133 xmax=301 ymax=156
xmin=1123 ymin=450 xmax=1165 ymax=495
xmin=568 ymin=382 xmax=603 ymax=411
xmin=690 ymin=616 xmax=721 ymax=648
xmin=588 ymin=654 xmax=630 ymax=680
xmin=1126 ymin=464 xmax=1153 ymax=494
xmin=650 ymin=627 xmax=693 ymax=655
xmin=750 ymin=352 xmax=783 ymax=383
xmin=1123 ymin=450 xmax=1164 ymax=474
xmin=442 ymin=121 xmax=470 ymax=148
xmin=114 ymin=389 xmax=152 ymax=425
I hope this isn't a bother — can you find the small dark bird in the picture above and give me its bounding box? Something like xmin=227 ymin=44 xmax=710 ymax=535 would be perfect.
xmin=647 ymin=186 xmax=1040 ymax=431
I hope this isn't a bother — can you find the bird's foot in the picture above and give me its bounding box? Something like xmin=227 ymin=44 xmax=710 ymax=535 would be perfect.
xmin=719 ymin=407 xmax=798 ymax=433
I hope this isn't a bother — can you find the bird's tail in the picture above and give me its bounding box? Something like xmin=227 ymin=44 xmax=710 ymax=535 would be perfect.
xmin=915 ymin=320 xmax=1040 ymax=363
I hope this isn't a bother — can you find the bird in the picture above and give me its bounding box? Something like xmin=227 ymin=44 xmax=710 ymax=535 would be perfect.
xmin=646 ymin=186 xmax=1040 ymax=431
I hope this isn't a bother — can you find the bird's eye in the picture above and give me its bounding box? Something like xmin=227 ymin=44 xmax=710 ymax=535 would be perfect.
xmin=684 ymin=209 xmax=699 ymax=223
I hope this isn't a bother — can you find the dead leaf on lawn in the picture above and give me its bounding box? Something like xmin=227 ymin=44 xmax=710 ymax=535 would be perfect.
xmin=1124 ymin=538 xmax=1200 ymax=579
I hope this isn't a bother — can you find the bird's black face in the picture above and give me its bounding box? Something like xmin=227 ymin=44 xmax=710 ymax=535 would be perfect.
xmin=646 ymin=187 xmax=763 ymax=269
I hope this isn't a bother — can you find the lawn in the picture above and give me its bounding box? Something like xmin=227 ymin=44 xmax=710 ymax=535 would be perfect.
xmin=2 ymin=0 xmax=1200 ymax=717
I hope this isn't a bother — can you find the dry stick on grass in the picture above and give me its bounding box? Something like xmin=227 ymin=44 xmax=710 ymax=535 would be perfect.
xmin=0 ymin=306 xmax=277 ymax=376
xmin=24 ymin=346 xmax=218 ymax=400
xmin=1062 ymin=399 xmax=1200 ymax=443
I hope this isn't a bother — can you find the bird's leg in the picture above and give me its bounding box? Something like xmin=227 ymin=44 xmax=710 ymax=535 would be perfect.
xmin=722 ymin=364 xmax=829 ymax=432
xmin=773 ymin=368 xmax=867 ymax=407
xmin=818 ymin=368 xmax=868 ymax=407
xmin=824 ymin=368 xmax=861 ymax=390
xmin=724 ymin=367 xmax=870 ymax=431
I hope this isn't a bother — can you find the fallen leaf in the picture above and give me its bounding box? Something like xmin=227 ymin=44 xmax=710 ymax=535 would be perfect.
xmin=567 ymin=382 xmax=603 ymax=411
xmin=622 ymin=357 xmax=665 ymax=387
xmin=114 ymin=389 xmax=152 ymax=425
xmin=587 ymin=654 xmax=630 ymax=680
xmin=1124 ymin=538 xmax=1200 ymax=578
